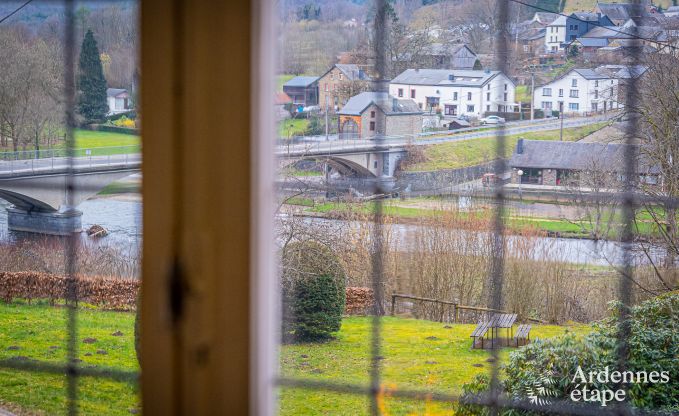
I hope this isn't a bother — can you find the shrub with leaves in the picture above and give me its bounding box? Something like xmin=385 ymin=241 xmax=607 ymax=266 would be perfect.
xmin=281 ymin=241 xmax=346 ymax=343
xmin=457 ymin=292 xmax=679 ymax=414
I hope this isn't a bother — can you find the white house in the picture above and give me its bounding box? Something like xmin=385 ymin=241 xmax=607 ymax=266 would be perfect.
xmin=388 ymin=69 xmax=516 ymax=118
xmin=107 ymin=88 xmax=132 ymax=115
xmin=534 ymin=68 xmax=620 ymax=115
xmin=544 ymin=15 xmax=567 ymax=52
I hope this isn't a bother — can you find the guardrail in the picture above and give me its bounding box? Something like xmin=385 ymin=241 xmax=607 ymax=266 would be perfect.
xmin=0 ymin=145 xmax=140 ymax=161
xmin=0 ymin=151 xmax=141 ymax=178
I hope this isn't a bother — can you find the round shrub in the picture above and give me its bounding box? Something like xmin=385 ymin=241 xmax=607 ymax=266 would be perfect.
xmin=281 ymin=241 xmax=346 ymax=343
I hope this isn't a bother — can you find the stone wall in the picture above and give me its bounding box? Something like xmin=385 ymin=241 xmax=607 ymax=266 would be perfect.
xmin=542 ymin=168 xmax=557 ymax=185
xmin=386 ymin=113 xmax=422 ymax=138
xmin=396 ymin=161 xmax=496 ymax=192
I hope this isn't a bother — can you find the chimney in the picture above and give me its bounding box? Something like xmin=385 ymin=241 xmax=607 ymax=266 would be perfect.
xmin=517 ymin=138 xmax=524 ymax=154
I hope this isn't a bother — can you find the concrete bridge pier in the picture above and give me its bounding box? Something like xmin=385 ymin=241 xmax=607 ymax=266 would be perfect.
xmin=7 ymin=207 xmax=83 ymax=236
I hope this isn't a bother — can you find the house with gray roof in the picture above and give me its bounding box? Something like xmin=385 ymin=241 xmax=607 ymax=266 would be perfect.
xmin=337 ymin=92 xmax=422 ymax=139
xmin=317 ymin=64 xmax=371 ymax=112
xmin=388 ymin=69 xmax=516 ymax=117
xmin=545 ymin=15 xmax=567 ymax=52
xmin=534 ymin=68 xmax=621 ymax=115
xmin=106 ymin=88 xmax=131 ymax=115
xmin=282 ymin=76 xmax=319 ymax=108
xmin=509 ymin=139 xmax=658 ymax=186
xmin=565 ymin=12 xmax=613 ymax=43
xmin=595 ymin=1 xmax=650 ymax=25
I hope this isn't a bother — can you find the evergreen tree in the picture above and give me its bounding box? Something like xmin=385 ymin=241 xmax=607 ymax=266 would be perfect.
xmin=77 ymin=29 xmax=108 ymax=123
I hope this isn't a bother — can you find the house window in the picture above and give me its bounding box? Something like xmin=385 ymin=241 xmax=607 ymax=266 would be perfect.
xmin=398 ymin=88 xmax=403 ymax=97
xmin=542 ymin=101 xmax=553 ymax=109
xmin=542 ymin=88 xmax=552 ymax=96
xmin=558 ymin=89 xmax=563 ymax=97
xmin=574 ymin=24 xmax=578 ymax=30
xmin=369 ymin=121 xmax=375 ymax=131
xmin=487 ymin=84 xmax=490 ymax=90
xmin=569 ymin=89 xmax=579 ymax=98
xmin=334 ymin=96 xmax=338 ymax=106
xmin=444 ymin=104 xmax=457 ymax=115
xmin=339 ymin=73 xmax=343 ymax=81
xmin=595 ymin=80 xmax=599 ymax=87
xmin=324 ymin=83 xmax=328 ymax=92
xmin=504 ymin=83 xmax=508 ymax=91
xmin=594 ymin=90 xmax=598 ymax=99
xmin=487 ymin=92 xmax=490 ymax=100
xmin=330 ymin=74 xmax=334 ymax=80
xmin=571 ymin=79 xmax=577 ymax=87
xmin=467 ymin=104 xmax=475 ymax=112
xmin=411 ymin=89 xmax=416 ymax=99
xmin=467 ymin=92 xmax=472 ymax=100
xmin=592 ymin=102 xmax=598 ymax=111
xmin=486 ymin=105 xmax=490 ymax=111
xmin=370 ymin=111 xmax=376 ymax=118
xmin=569 ymin=103 xmax=579 ymax=110
xmin=504 ymin=93 xmax=508 ymax=101
xmin=453 ymin=92 xmax=458 ymax=100
xmin=333 ymin=84 xmax=337 ymax=91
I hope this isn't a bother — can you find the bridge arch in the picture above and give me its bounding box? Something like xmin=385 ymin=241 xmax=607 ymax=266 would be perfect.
xmin=280 ymin=156 xmax=376 ymax=178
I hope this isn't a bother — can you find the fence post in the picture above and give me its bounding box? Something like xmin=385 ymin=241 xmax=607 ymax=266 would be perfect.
xmin=439 ymin=301 xmax=445 ymax=322
xmin=390 ymin=294 xmax=396 ymax=316
xmin=453 ymin=303 xmax=458 ymax=323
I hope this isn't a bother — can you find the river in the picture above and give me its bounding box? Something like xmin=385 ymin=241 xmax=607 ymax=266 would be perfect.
xmin=0 ymin=197 xmax=665 ymax=267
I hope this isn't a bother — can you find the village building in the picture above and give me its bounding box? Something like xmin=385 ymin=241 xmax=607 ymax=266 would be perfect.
xmin=545 ymin=15 xmax=567 ymax=52
xmin=534 ymin=68 xmax=620 ymax=115
xmin=388 ymin=69 xmax=516 ymax=118
xmin=565 ymin=12 xmax=613 ymax=42
xmin=317 ymin=64 xmax=371 ymax=112
xmin=337 ymin=92 xmax=422 ymax=140
xmin=282 ymin=76 xmax=319 ymax=108
xmin=106 ymin=88 xmax=132 ymax=115
xmin=509 ymin=139 xmax=659 ymax=186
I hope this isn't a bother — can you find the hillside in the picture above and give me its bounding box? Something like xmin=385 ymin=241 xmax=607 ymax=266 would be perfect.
xmin=562 ymin=0 xmax=674 ymax=13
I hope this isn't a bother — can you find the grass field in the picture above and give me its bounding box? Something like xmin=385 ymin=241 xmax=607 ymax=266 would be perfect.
xmin=278 ymin=118 xmax=310 ymax=138
xmin=0 ymin=301 xmax=589 ymax=415
xmin=405 ymin=122 xmax=608 ymax=171
xmin=0 ymin=130 xmax=140 ymax=156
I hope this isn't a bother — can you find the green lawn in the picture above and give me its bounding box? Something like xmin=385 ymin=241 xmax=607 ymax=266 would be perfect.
xmin=406 ymin=122 xmax=609 ymax=171
xmin=0 ymin=130 xmax=140 ymax=157
xmin=0 ymin=300 xmax=139 ymax=416
xmin=278 ymin=118 xmax=310 ymax=138
xmin=0 ymin=302 xmax=588 ymax=415
xmin=515 ymin=85 xmax=531 ymax=104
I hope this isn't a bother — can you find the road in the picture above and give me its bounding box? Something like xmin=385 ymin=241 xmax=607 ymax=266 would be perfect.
xmin=277 ymin=113 xmax=618 ymax=156
xmin=0 ymin=153 xmax=141 ymax=178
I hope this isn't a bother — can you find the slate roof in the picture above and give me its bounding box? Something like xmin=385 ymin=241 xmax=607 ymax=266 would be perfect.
xmin=333 ymin=64 xmax=371 ymax=81
xmin=594 ymin=64 xmax=647 ymax=79
xmin=518 ymin=27 xmax=546 ymax=42
xmin=573 ymin=68 xmax=609 ymax=80
xmin=581 ymin=24 xmax=666 ymax=40
xmin=573 ymin=37 xmax=610 ymax=47
xmin=571 ymin=12 xmax=603 ymax=21
xmin=533 ymin=12 xmax=560 ymax=24
xmin=509 ymin=140 xmax=656 ymax=173
xmin=390 ymin=69 xmax=504 ymax=87
xmin=106 ymin=88 xmax=127 ymax=97
xmin=596 ymin=3 xmax=638 ymax=22
xmin=549 ymin=15 xmax=567 ymax=26
xmin=338 ymin=92 xmax=422 ymax=116
xmin=283 ymin=76 xmax=319 ymax=87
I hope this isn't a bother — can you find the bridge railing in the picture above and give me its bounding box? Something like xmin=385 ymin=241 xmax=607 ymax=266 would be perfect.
xmin=275 ymin=134 xmax=417 ymax=156
xmin=0 ymin=145 xmax=140 ymax=161
xmin=0 ymin=149 xmax=141 ymax=177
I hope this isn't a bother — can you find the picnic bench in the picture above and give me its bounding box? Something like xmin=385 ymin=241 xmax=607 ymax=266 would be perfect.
xmin=470 ymin=313 xmax=528 ymax=349
xmin=514 ymin=324 xmax=532 ymax=347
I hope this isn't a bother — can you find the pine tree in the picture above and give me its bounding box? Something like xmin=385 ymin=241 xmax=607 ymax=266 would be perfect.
xmin=77 ymin=29 xmax=108 ymax=123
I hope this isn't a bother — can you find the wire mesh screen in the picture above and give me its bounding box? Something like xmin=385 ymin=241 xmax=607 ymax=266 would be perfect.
xmin=276 ymin=0 xmax=677 ymax=415
xmin=0 ymin=0 xmax=140 ymax=414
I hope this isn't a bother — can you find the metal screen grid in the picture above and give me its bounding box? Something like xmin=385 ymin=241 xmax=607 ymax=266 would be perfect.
xmin=0 ymin=1 xmax=139 ymax=415
xmin=275 ymin=1 xmax=676 ymax=415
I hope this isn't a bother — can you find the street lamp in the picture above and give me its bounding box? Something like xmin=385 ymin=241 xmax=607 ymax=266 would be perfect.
xmin=517 ymin=169 xmax=524 ymax=200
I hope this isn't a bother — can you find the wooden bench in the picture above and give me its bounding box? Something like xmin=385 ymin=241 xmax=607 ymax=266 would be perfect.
xmin=514 ymin=324 xmax=532 ymax=347
xmin=470 ymin=320 xmax=491 ymax=349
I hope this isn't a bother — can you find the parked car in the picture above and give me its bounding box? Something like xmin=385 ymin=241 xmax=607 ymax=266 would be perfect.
xmin=480 ymin=115 xmax=506 ymax=125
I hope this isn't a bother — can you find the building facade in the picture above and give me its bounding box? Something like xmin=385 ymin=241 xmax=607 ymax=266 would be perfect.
xmin=282 ymin=76 xmax=319 ymax=108
xmin=565 ymin=12 xmax=613 ymax=43
xmin=545 ymin=15 xmax=567 ymax=52
xmin=317 ymin=64 xmax=371 ymax=112
xmin=337 ymin=92 xmax=422 ymax=139
xmin=534 ymin=68 xmax=620 ymax=115
xmin=388 ymin=69 xmax=516 ymax=118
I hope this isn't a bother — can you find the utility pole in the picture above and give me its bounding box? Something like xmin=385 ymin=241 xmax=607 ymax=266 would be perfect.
xmin=325 ymin=94 xmax=329 ymax=141
xmin=559 ymin=101 xmax=564 ymax=141
xmin=530 ymin=72 xmax=535 ymax=121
